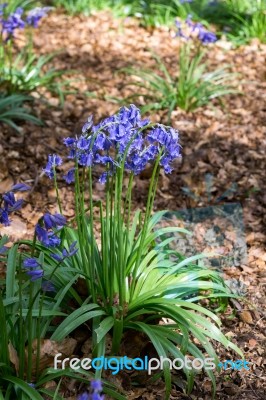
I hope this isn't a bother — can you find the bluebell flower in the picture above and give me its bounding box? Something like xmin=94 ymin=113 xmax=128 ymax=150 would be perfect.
xmin=198 ymin=29 xmax=217 ymax=43
xmin=43 ymin=154 xmax=62 ymax=179
xmin=63 ymin=168 xmax=75 ymax=184
xmin=98 ymin=172 xmax=109 ymax=184
xmin=176 ymin=16 xmax=217 ymax=44
xmin=78 ymin=152 xmax=94 ymax=167
xmin=147 ymin=125 xmax=181 ymax=174
xmin=2 ymin=7 xmax=25 ymax=38
xmin=82 ymin=115 xmax=93 ymax=133
xmin=23 ymin=258 xmax=40 ymax=268
xmin=91 ymin=394 xmax=104 ymax=400
xmin=90 ymin=380 xmax=103 ymax=391
xmin=51 ymin=241 xmax=78 ymax=262
xmin=26 ymin=7 xmax=52 ymax=28
xmin=35 ymin=224 xmax=48 ymax=243
xmin=180 ymin=0 xmax=193 ymax=3
xmin=77 ymin=136 xmax=91 ymax=150
xmin=0 ymin=246 xmax=8 ymax=254
xmin=0 ymin=208 xmax=10 ymax=226
xmin=11 ymin=183 xmax=31 ymax=191
xmin=94 ymin=133 xmax=111 ymax=151
xmin=94 ymin=154 xmax=116 ymax=166
xmin=77 ymin=393 xmax=89 ymax=400
xmin=2 ymin=191 xmax=24 ymax=213
xmin=35 ymin=224 xmax=61 ymax=247
xmin=0 ymin=3 xmax=7 ymax=16
xmin=23 ymin=258 xmax=43 ymax=281
xmin=64 ymin=137 xmax=76 ymax=147
xmin=3 ymin=192 xmax=15 ymax=207
xmin=42 ymin=281 xmax=55 ymax=292
xmin=43 ymin=212 xmax=66 ymax=230
xmin=47 ymin=232 xmax=61 ymax=247
xmin=26 ymin=269 xmax=44 ymax=281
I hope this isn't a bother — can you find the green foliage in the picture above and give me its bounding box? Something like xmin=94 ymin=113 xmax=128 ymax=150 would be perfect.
xmin=121 ymin=47 xmax=238 ymax=117
xmin=0 ymin=239 xmax=122 ymax=399
xmin=230 ymin=3 xmax=266 ymax=43
xmin=52 ymin=0 xmax=266 ymax=44
xmin=0 ymin=50 xmax=71 ymax=104
xmin=52 ymin=0 xmax=114 ymax=16
xmin=51 ymin=0 xmax=266 ymax=42
xmin=1 ymin=0 xmax=39 ymax=13
xmin=0 ymin=93 xmax=41 ymax=131
xmin=52 ymin=0 xmax=190 ymax=25
xmin=186 ymin=0 xmax=266 ymax=44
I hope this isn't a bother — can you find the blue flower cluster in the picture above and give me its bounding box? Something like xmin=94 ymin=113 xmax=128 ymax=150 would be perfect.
xmin=23 ymin=258 xmax=44 ymax=281
xmin=26 ymin=7 xmax=52 ymax=28
xmin=0 ymin=183 xmax=30 ymax=226
xmin=78 ymin=380 xmax=104 ymax=400
xmin=176 ymin=15 xmax=217 ymax=44
xmin=44 ymin=105 xmax=181 ymax=184
xmin=35 ymin=212 xmax=66 ymax=248
xmin=51 ymin=241 xmax=78 ymax=262
xmin=43 ymin=154 xmax=62 ymax=179
xmin=0 ymin=4 xmax=51 ymax=40
xmin=23 ymin=213 xmax=79 ymax=282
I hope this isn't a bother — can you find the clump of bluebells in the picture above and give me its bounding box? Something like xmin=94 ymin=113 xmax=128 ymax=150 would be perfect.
xmin=45 ymin=104 xmax=181 ymax=185
xmin=176 ymin=15 xmax=217 ymax=44
xmin=0 ymin=3 xmax=51 ymax=41
xmin=1 ymin=105 xmax=242 ymax=399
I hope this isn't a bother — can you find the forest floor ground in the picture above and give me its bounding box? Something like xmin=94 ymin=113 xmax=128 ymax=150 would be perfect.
xmin=0 ymin=10 xmax=265 ymax=400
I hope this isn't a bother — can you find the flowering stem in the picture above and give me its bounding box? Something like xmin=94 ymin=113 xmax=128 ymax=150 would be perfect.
xmin=74 ymin=164 xmax=91 ymax=293
xmin=18 ymin=257 xmax=25 ymax=379
xmin=109 ymin=173 xmax=115 ymax=307
xmin=123 ymin=173 xmax=134 ymax=264
xmin=88 ymin=167 xmax=96 ymax=304
xmin=26 ymin=282 xmax=33 ymax=382
xmin=53 ymin=168 xmax=63 ymax=214
xmin=130 ymin=153 xmax=161 ymax=301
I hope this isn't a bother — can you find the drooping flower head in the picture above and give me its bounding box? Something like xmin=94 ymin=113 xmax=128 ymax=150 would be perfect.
xmin=26 ymin=7 xmax=52 ymax=28
xmin=23 ymin=257 xmax=44 ymax=281
xmin=1 ymin=7 xmax=25 ymax=38
xmin=43 ymin=212 xmax=66 ymax=230
xmin=0 ymin=185 xmax=30 ymax=226
xmin=0 ymin=246 xmax=8 ymax=254
xmin=11 ymin=183 xmax=31 ymax=192
xmin=43 ymin=154 xmax=62 ymax=179
xmin=175 ymin=16 xmax=217 ymax=44
xmin=42 ymin=281 xmax=55 ymax=292
xmin=51 ymin=241 xmax=78 ymax=262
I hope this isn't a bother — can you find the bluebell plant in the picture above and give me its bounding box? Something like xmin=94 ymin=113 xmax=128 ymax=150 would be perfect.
xmin=33 ymin=105 xmax=241 ymax=397
xmin=0 ymin=4 xmax=66 ymax=104
xmin=0 ymin=106 xmax=242 ymax=399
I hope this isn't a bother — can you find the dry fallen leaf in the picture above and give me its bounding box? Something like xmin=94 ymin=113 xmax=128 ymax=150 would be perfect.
xmin=240 ymin=310 xmax=253 ymax=324
xmin=8 ymin=342 xmax=19 ymax=375
xmin=25 ymin=338 xmax=77 ymax=375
